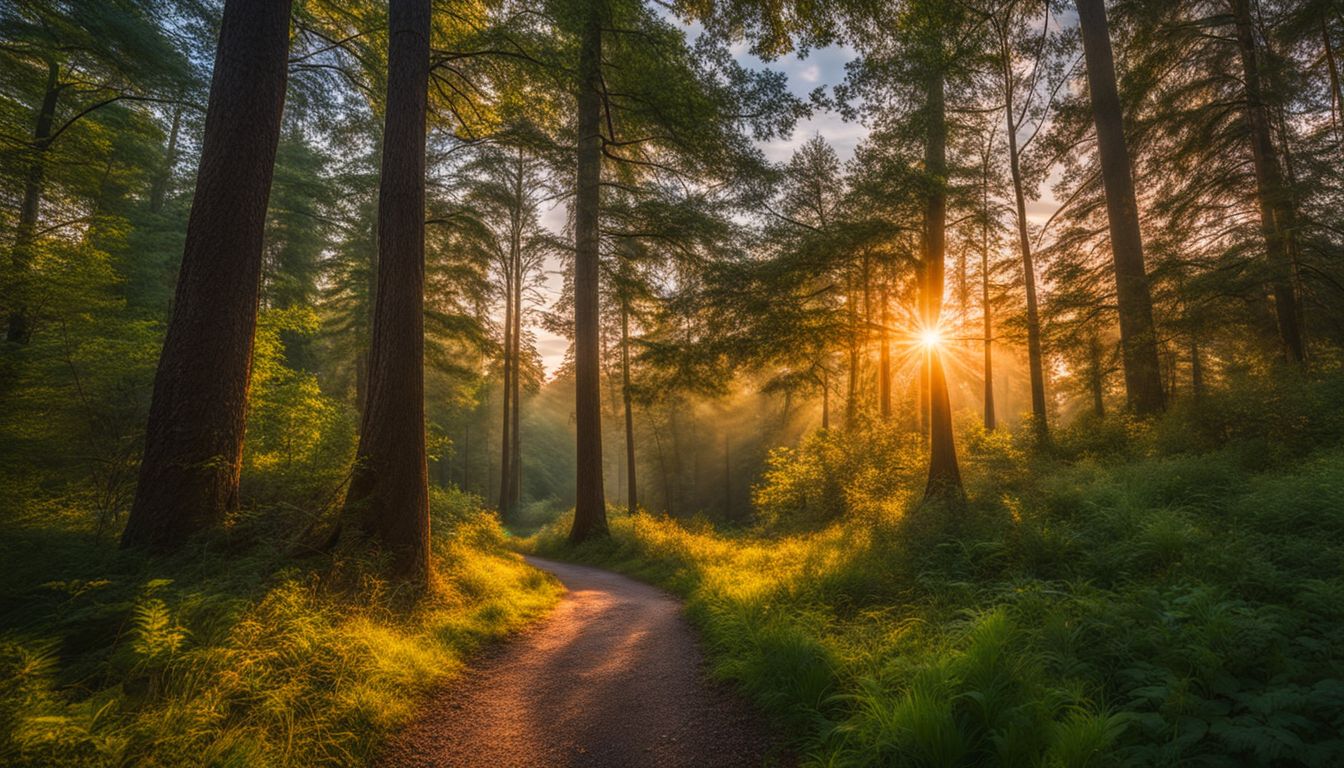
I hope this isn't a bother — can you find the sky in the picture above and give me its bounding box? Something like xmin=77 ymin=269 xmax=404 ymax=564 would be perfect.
xmin=532 ymin=40 xmax=867 ymax=376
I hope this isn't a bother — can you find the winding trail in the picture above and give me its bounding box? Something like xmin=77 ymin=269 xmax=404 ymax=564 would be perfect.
xmin=378 ymin=556 xmax=786 ymax=768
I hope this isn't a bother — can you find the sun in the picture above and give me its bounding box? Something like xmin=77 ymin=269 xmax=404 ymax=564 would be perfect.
xmin=918 ymin=328 xmax=944 ymax=349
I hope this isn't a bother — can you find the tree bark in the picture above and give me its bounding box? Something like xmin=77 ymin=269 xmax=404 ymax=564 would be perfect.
xmin=568 ymin=8 xmax=608 ymax=543
xmin=922 ymin=66 xmax=963 ymax=501
xmin=6 ymin=60 xmax=61 ymax=344
xmin=981 ymin=217 xmax=996 ymax=432
xmin=342 ymin=0 xmax=431 ymax=581
xmin=503 ymin=147 xmax=525 ymax=519
xmin=510 ymin=219 xmax=523 ymax=516
xmin=621 ymin=299 xmax=637 ymax=513
xmin=1230 ymin=0 xmax=1305 ymax=364
xmin=122 ymin=0 xmax=292 ymax=552
xmin=977 ymin=132 xmax=996 ymax=432
xmin=1075 ymin=0 xmax=1166 ymax=414
xmin=497 ymin=257 xmax=514 ymax=518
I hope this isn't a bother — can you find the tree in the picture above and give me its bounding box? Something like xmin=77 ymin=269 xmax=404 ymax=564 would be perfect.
xmin=1229 ymin=0 xmax=1306 ymax=364
xmin=1074 ymin=0 xmax=1165 ymax=414
xmin=460 ymin=137 xmax=551 ymax=522
xmin=341 ymin=0 xmax=432 ymax=581
xmin=568 ymin=2 xmax=607 ymax=543
xmin=1 ymin=0 xmax=193 ymax=344
xmin=121 ymin=0 xmax=293 ymax=552
xmin=921 ymin=56 xmax=963 ymax=500
xmin=986 ymin=0 xmax=1065 ymax=441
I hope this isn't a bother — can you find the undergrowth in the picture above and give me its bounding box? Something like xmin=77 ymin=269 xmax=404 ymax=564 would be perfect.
xmin=0 ymin=487 xmax=561 ymax=767
xmin=530 ymin=372 xmax=1344 ymax=767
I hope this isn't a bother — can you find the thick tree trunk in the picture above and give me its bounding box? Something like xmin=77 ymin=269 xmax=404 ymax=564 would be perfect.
xmin=342 ymin=0 xmax=431 ymax=581
xmin=568 ymin=9 xmax=608 ymax=543
xmin=1230 ymin=0 xmax=1305 ymax=364
xmin=1075 ymin=0 xmax=1166 ymax=415
xmin=122 ymin=0 xmax=292 ymax=552
xmin=621 ymin=300 xmax=637 ymax=512
xmin=1003 ymin=84 xmax=1047 ymax=440
xmin=149 ymin=102 xmax=184 ymax=215
xmin=7 ymin=61 xmax=61 ymax=345
xmin=922 ymin=67 xmax=963 ymax=501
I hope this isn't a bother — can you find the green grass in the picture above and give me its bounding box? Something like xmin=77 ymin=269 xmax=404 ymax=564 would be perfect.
xmin=529 ymin=378 xmax=1344 ymax=767
xmin=0 ymin=487 xmax=561 ymax=767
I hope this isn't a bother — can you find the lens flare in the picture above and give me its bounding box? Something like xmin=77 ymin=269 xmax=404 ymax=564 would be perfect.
xmin=918 ymin=328 xmax=943 ymax=349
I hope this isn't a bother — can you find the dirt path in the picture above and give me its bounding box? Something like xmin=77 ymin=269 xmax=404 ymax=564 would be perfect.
xmin=378 ymin=556 xmax=786 ymax=768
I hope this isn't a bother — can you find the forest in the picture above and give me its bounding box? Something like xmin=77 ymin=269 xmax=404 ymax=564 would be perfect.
xmin=2 ymin=0 xmax=1343 ymax=765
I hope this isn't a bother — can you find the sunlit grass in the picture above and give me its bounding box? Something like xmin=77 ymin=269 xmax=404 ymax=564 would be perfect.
xmin=530 ymin=375 xmax=1344 ymax=766
xmin=0 ymin=488 xmax=561 ymax=767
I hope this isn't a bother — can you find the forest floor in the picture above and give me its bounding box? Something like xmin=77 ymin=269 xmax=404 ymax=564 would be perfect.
xmin=377 ymin=556 xmax=789 ymax=768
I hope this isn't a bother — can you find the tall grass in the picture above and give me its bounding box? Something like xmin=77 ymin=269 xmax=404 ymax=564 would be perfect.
xmin=531 ymin=374 xmax=1344 ymax=767
xmin=0 ymin=487 xmax=560 ymax=767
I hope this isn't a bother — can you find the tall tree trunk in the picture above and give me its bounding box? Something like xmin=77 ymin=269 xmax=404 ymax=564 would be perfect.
xmin=978 ymin=135 xmax=996 ymax=432
xmin=569 ymin=9 xmax=608 ymax=542
xmin=981 ymin=221 xmax=996 ymax=432
xmin=510 ymin=228 xmax=523 ymax=515
xmin=846 ymin=275 xmax=858 ymax=430
xmin=621 ymin=299 xmax=637 ymax=512
xmin=879 ymin=280 xmax=891 ymax=421
xmin=1002 ymin=65 xmax=1048 ymax=440
xmin=922 ymin=66 xmax=963 ymax=501
xmin=497 ymin=268 xmax=513 ymax=518
xmin=342 ymin=0 xmax=431 ymax=581
xmin=1075 ymin=0 xmax=1166 ymax=415
xmin=122 ymin=0 xmax=292 ymax=552
xmin=505 ymin=148 xmax=525 ymax=517
xmin=1230 ymin=0 xmax=1305 ymax=364
xmin=149 ymin=102 xmax=184 ymax=215
xmin=7 ymin=61 xmax=61 ymax=344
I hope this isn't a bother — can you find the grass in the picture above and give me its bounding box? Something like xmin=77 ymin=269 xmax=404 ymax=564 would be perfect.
xmin=528 ymin=375 xmax=1344 ymax=767
xmin=0 ymin=487 xmax=561 ymax=767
